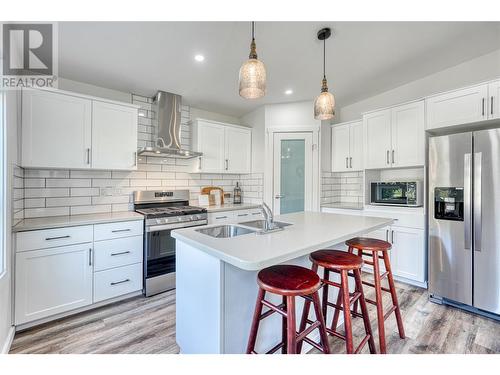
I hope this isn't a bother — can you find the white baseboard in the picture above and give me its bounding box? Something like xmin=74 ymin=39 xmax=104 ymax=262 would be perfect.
xmin=1 ymin=326 xmax=15 ymax=354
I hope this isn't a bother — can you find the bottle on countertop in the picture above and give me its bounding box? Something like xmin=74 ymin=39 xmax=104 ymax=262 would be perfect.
xmin=233 ymin=182 xmax=242 ymax=204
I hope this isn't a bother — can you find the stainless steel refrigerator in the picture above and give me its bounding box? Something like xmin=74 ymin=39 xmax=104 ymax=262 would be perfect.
xmin=429 ymin=128 xmax=500 ymax=316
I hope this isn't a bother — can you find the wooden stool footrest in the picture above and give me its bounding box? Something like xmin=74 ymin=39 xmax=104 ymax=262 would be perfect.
xmin=296 ymin=321 xmax=320 ymax=342
xmin=265 ymin=342 xmax=285 ymax=354
xmin=260 ymin=301 xmax=286 ymax=320
xmin=361 ymin=279 xmax=391 ymax=293
xmin=354 ymin=335 xmax=372 ymax=354
xmin=325 ymin=326 xmax=346 ymax=340
xmin=301 ymin=336 xmax=324 ymax=352
xmin=383 ymin=305 xmax=397 ymax=321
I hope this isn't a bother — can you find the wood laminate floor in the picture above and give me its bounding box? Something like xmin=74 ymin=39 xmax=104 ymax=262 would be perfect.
xmin=9 ymin=279 xmax=500 ymax=354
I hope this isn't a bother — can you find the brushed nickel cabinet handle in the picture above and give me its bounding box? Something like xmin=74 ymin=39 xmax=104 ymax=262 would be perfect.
xmin=391 ymin=230 xmax=394 ymax=244
xmin=345 ymin=157 xmax=348 ymax=168
xmin=492 ymin=96 xmax=494 ymax=116
xmin=111 ymin=229 xmax=131 ymax=233
xmin=482 ymin=98 xmax=485 ymax=116
xmin=45 ymin=235 xmax=70 ymax=241
xmin=88 ymin=248 xmax=92 ymax=266
xmin=216 ymin=216 xmax=228 ymax=219
xmin=110 ymin=279 xmax=130 ymax=286
xmin=386 ymin=150 xmax=390 ymax=165
xmin=198 ymin=157 xmax=202 ymax=170
xmin=392 ymin=150 xmax=395 ymax=164
xmin=133 ymin=151 xmax=137 ymax=166
xmin=386 ymin=229 xmax=389 ymax=242
xmin=349 ymin=157 xmax=352 ymax=168
xmin=86 ymin=148 xmax=91 ymax=164
xmin=111 ymin=251 xmax=131 ymax=256
xmin=225 ymin=159 xmax=229 ymax=170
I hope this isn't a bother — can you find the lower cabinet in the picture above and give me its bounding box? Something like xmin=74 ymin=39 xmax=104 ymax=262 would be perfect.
xmin=15 ymin=219 xmax=144 ymax=327
xmin=15 ymin=243 xmax=93 ymax=325
xmin=207 ymin=207 xmax=263 ymax=225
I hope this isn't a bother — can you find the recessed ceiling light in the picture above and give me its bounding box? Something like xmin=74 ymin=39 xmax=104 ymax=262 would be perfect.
xmin=285 ymin=89 xmax=293 ymax=95
xmin=194 ymin=54 xmax=205 ymax=62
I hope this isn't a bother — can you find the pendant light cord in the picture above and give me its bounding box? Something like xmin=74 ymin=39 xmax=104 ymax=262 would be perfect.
xmin=323 ymin=38 xmax=326 ymax=79
xmin=252 ymin=21 xmax=255 ymax=41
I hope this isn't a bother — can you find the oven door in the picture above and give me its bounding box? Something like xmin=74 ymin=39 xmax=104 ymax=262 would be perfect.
xmin=371 ymin=182 xmax=409 ymax=206
xmin=144 ymin=220 xmax=207 ymax=295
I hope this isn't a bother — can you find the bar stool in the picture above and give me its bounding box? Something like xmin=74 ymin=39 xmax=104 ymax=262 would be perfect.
xmin=345 ymin=237 xmax=405 ymax=354
xmin=246 ymin=265 xmax=330 ymax=354
xmin=298 ymin=250 xmax=376 ymax=354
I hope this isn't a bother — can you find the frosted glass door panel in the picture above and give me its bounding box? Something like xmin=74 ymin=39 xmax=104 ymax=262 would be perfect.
xmin=280 ymin=140 xmax=305 ymax=214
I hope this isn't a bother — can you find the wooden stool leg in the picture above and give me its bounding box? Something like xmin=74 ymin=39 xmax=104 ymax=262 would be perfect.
xmin=330 ymin=286 xmax=343 ymax=332
xmin=246 ymin=288 xmax=266 ymax=354
xmin=311 ymin=291 xmax=331 ymax=354
xmin=321 ymin=268 xmax=329 ymax=321
xmin=340 ymin=270 xmax=354 ymax=354
xmin=354 ymin=269 xmax=376 ymax=354
xmin=352 ymin=248 xmax=363 ymax=316
xmin=282 ymin=295 xmax=288 ymax=353
xmin=382 ymin=251 xmax=406 ymax=339
xmin=286 ymin=296 xmax=297 ymax=354
xmin=372 ymin=251 xmax=387 ymax=354
xmin=297 ymin=295 xmax=310 ymax=353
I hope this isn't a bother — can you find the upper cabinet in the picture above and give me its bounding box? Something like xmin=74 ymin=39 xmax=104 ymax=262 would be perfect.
xmin=488 ymin=80 xmax=500 ymax=120
xmin=22 ymin=89 xmax=92 ymax=169
xmin=331 ymin=120 xmax=363 ymax=172
xmin=363 ymin=100 xmax=424 ymax=169
xmin=92 ymin=101 xmax=138 ymax=170
xmin=21 ymin=88 xmax=138 ymax=170
xmin=192 ymin=119 xmax=251 ymax=174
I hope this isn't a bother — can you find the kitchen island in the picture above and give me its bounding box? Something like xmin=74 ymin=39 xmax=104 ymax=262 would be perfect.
xmin=172 ymin=211 xmax=393 ymax=354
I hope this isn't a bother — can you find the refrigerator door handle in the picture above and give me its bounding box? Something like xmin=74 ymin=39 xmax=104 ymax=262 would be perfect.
xmin=474 ymin=152 xmax=482 ymax=252
xmin=464 ymin=153 xmax=472 ymax=250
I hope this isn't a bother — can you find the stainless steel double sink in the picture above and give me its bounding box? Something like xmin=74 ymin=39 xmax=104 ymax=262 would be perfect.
xmin=195 ymin=219 xmax=292 ymax=238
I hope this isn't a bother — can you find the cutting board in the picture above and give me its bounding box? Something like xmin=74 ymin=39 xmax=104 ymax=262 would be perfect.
xmin=201 ymin=186 xmax=224 ymax=205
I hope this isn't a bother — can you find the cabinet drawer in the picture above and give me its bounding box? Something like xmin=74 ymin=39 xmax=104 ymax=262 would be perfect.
xmin=234 ymin=209 xmax=252 ymax=220
xmin=94 ymin=236 xmax=143 ymax=272
xmin=94 ymin=220 xmax=143 ymax=241
xmin=16 ymin=225 xmax=93 ymax=252
xmin=94 ymin=263 xmax=142 ymax=303
xmin=208 ymin=211 xmax=235 ymax=224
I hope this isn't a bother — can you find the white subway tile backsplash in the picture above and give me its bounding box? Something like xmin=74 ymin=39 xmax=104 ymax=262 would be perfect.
xmin=24 ymin=198 xmax=45 ymax=208
xmin=91 ymin=195 xmax=131 ymax=205
xmin=24 ymin=169 xmax=69 ymax=178
xmin=70 ymin=170 xmax=112 ymax=179
xmin=46 ymin=178 xmax=91 ymax=188
xmin=70 ymin=205 xmax=111 ymax=215
xmin=46 ymin=196 xmax=91 ymax=207
xmin=92 ymin=179 xmax=130 ymax=188
xmin=24 ymin=178 xmax=45 ymax=188
xmin=25 ymin=207 xmax=70 ymax=218
xmin=25 ymin=188 xmax=69 ymax=198
xmin=70 ymin=187 xmax=100 ymax=197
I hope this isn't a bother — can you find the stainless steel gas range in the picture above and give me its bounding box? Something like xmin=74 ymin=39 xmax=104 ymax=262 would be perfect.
xmin=133 ymin=190 xmax=207 ymax=297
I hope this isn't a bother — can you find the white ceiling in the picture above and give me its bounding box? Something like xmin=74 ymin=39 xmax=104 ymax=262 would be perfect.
xmin=59 ymin=22 xmax=500 ymax=117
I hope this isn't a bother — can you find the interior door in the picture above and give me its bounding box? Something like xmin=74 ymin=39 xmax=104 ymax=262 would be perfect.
xmin=225 ymin=126 xmax=251 ymax=173
xmin=363 ymin=109 xmax=392 ymax=169
xmin=472 ymin=129 xmax=500 ymax=314
xmin=391 ymin=101 xmax=425 ymax=168
xmin=92 ymin=101 xmax=138 ymax=170
xmin=21 ymin=89 xmax=92 ymax=169
xmin=273 ymin=132 xmax=313 ymax=215
xmin=349 ymin=120 xmax=363 ymax=171
xmin=428 ymin=133 xmax=473 ymax=305
xmin=331 ymin=124 xmax=350 ymax=172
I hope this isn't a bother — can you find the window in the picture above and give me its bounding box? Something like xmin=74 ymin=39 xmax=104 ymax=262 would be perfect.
xmin=0 ymin=89 xmax=5 ymax=277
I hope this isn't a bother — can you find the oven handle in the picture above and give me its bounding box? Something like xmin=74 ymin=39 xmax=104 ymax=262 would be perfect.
xmin=146 ymin=220 xmax=208 ymax=232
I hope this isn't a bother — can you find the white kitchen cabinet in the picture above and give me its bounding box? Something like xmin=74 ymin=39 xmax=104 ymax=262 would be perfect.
xmin=22 ymin=89 xmax=92 ymax=169
xmin=426 ymin=83 xmax=489 ymax=130
xmin=15 ymin=243 xmax=93 ymax=325
xmin=390 ymin=101 xmax=425 ymax=168
xmin=331 ymin=123 xmax=350 ymax=172
xmin=225 ymin=126 xmax=252 ymax=173
xmin=91 ymin=101 xmax=138 ymax=170
xmin=488 ymin=80 xmax=500 ymax=120
xmin=389 ymin=226 xmax=425 ymax=283
xmin=363 ymin=109 xmax=392 ymax=169
xmin=207 ymin=211 xmax=236 ymax=225
xmin=21 ymin=88 xmax=138 ymax=171
xmin=361 ymin=227 xmax=390 ymax=273
xmin=94 ymin=263 xmax=142 ymax=303
xmin=364 ymin=101 xmax=424 ymax=169
xmin=331 ymin=120 xmax=363 ymax=172
xmin=193 ymin=119 xmax=251 ymax=174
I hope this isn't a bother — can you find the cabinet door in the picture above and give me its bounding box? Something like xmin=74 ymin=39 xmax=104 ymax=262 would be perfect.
xmin=22 ymin=89 xmax=91 ymax=169
xmin=391 ymin=101 xmax=425 ymax=168
xmin=331 ymin=124 xmax=350 ymax=172
xmin=15 ymin=243 xmax=93 ymax=325
xmin=390 ymin=227 xmax=425 ymax=283
xmin=426 ymin=84 xmax=488 ymax=130
xmin=196 ymin=122 xmax=226 ymax=173
xmin=363 ymin=109 xmax=392 ymax=169
xmin=488 ymin=80 xmax=500 ymax=120
xmin=207 ymin=211 xmax=236 ymax=225
xmin=349 ymin=121 xmax=363 ymax=171
xmin=225 ymin=126 xmax=251 ymax=173
xmin=92 ymin=101 xmax=138 ymax=170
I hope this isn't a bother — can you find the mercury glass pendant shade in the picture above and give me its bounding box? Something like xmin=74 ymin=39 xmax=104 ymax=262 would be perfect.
xmin=314 ymin=77 xmax=335 ymax=120
xmin=239 ymin=23 xmax=266 ymax=99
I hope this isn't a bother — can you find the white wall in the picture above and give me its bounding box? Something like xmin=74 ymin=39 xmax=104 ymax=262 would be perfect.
xmin=339 ymin=49 xmax=500 ymax=122
xmin=58 ymin=77 xmax=132 ymax=103
xmin=190 ymin=107 xmax=242 ymax=125
xmin=264 ymin=101 xmax=319 ymax=129
xmin=0 ymin=90 xmax=20 ymax=353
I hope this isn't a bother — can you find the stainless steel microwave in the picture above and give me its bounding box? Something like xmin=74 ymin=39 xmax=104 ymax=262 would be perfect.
xmin=370 ymin=181 xmax=423 ymax=207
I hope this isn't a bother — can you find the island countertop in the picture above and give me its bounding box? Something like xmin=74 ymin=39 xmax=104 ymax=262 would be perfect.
xmin=172 ymin=211 xmax=393 ymax=271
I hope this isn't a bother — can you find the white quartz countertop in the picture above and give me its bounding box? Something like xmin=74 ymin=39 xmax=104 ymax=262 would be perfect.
xmin=13 ymin=211 xmax=144 ymax=232
xmin=172 ymin=211 xmax=394 ymax=271
xmin=321 ymin=202 xmax=364 ymax=210
xmin=203 ymin=203 xmax=261 ymax=213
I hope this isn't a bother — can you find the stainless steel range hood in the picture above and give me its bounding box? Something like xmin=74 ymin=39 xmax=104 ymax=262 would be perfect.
xmin=137 ymin=91 xmax=202 ymax=159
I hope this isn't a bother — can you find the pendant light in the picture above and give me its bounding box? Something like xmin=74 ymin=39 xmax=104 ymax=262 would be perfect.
xmin=314 ymin=28 xmax=335 ymax=120
xmin=239 ymin=21 xmax=266 ymax=99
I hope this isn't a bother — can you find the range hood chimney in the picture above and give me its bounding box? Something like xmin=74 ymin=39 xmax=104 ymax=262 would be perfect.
xmin=137 ymin=91 xmax=202 ymax=159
